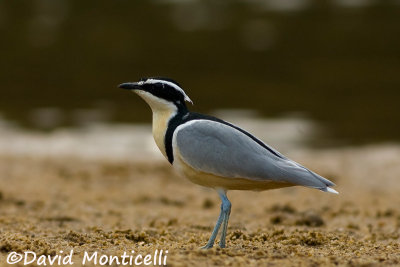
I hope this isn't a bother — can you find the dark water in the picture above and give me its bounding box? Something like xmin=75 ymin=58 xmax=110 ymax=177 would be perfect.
xmin=1 ymin=0 xmax=400 ymax=146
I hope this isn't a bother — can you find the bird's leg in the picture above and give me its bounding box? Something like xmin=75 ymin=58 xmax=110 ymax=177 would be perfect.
xmin=201 ymin=189 xmax=231 ymax=249
xmin=201 ymin=201 xmax=224 ymax=249
xmin=218 ymin=190 xmax=231 ymax=248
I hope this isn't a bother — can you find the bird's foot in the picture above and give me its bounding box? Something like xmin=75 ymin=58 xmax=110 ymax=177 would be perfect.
xmin=201 ymin=243 xmax=214 ymax=250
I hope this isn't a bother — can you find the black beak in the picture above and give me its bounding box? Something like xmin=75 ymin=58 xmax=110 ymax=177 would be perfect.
xmin=118 ymin=82 xmax=142 ymax=90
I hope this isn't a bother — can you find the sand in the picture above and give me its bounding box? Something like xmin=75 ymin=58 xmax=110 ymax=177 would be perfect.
xmin=0 ymin=145 xmax=400 ymax=266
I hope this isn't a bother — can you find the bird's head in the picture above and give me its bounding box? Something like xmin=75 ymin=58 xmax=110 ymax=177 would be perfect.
xmin=119 ymin=77 xmax=192 ymax=112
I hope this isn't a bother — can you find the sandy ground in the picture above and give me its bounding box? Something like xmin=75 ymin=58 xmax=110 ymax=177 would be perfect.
xmin=0 ymin=144 xmax=400 ymax=266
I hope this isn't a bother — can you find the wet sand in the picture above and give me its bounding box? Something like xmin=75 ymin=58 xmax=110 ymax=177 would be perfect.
xmin=0 ymin=145 xmax=400 ymax=266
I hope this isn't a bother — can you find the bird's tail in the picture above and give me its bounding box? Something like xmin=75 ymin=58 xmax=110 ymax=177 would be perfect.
xmin=321 ymin=187 xmax=339 ymax=194
xmin=305 ymin=169 xmax=339 ymax=194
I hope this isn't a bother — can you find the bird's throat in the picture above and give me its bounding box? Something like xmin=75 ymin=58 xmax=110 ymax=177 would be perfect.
xmin=152 ymin=108 xmax=177 ymax=159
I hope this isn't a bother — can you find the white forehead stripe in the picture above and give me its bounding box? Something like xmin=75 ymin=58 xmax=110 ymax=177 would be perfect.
xmin=144 ymin=79 xmax=193 ymax=104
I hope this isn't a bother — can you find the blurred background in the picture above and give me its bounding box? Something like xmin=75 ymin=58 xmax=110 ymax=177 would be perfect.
xmin=2 ymin=2 xmax=400 ymax=263
xmin=1 ymin=0 xmax=400 ymax=150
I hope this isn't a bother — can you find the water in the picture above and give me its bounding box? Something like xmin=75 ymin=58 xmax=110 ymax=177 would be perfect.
xmin=1 ymin=0 xmax=400 ymax=146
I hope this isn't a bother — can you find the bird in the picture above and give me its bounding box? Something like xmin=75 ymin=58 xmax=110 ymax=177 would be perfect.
xmin=119 ymin=77 xmax=338 ymax=249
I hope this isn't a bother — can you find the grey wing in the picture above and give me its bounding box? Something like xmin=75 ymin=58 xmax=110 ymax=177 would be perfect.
xmin=175 ymin=120 xmax=335 ymax=191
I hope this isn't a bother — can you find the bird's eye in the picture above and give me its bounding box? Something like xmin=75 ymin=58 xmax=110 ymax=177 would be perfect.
xmin=154 ymin=83 xmax=163 ymax=89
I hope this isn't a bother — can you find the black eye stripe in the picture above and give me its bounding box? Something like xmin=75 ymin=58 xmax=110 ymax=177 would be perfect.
xmin=141 ymin=82 xmax=185 ymax=104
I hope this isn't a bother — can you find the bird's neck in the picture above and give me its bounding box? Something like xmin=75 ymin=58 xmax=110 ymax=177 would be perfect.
xmin=152 ymin=105 xmax=188 ymax=159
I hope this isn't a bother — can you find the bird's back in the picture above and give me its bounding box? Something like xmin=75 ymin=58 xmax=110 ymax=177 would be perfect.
xmin=172 ymin=116 xmax=335 ymax=192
